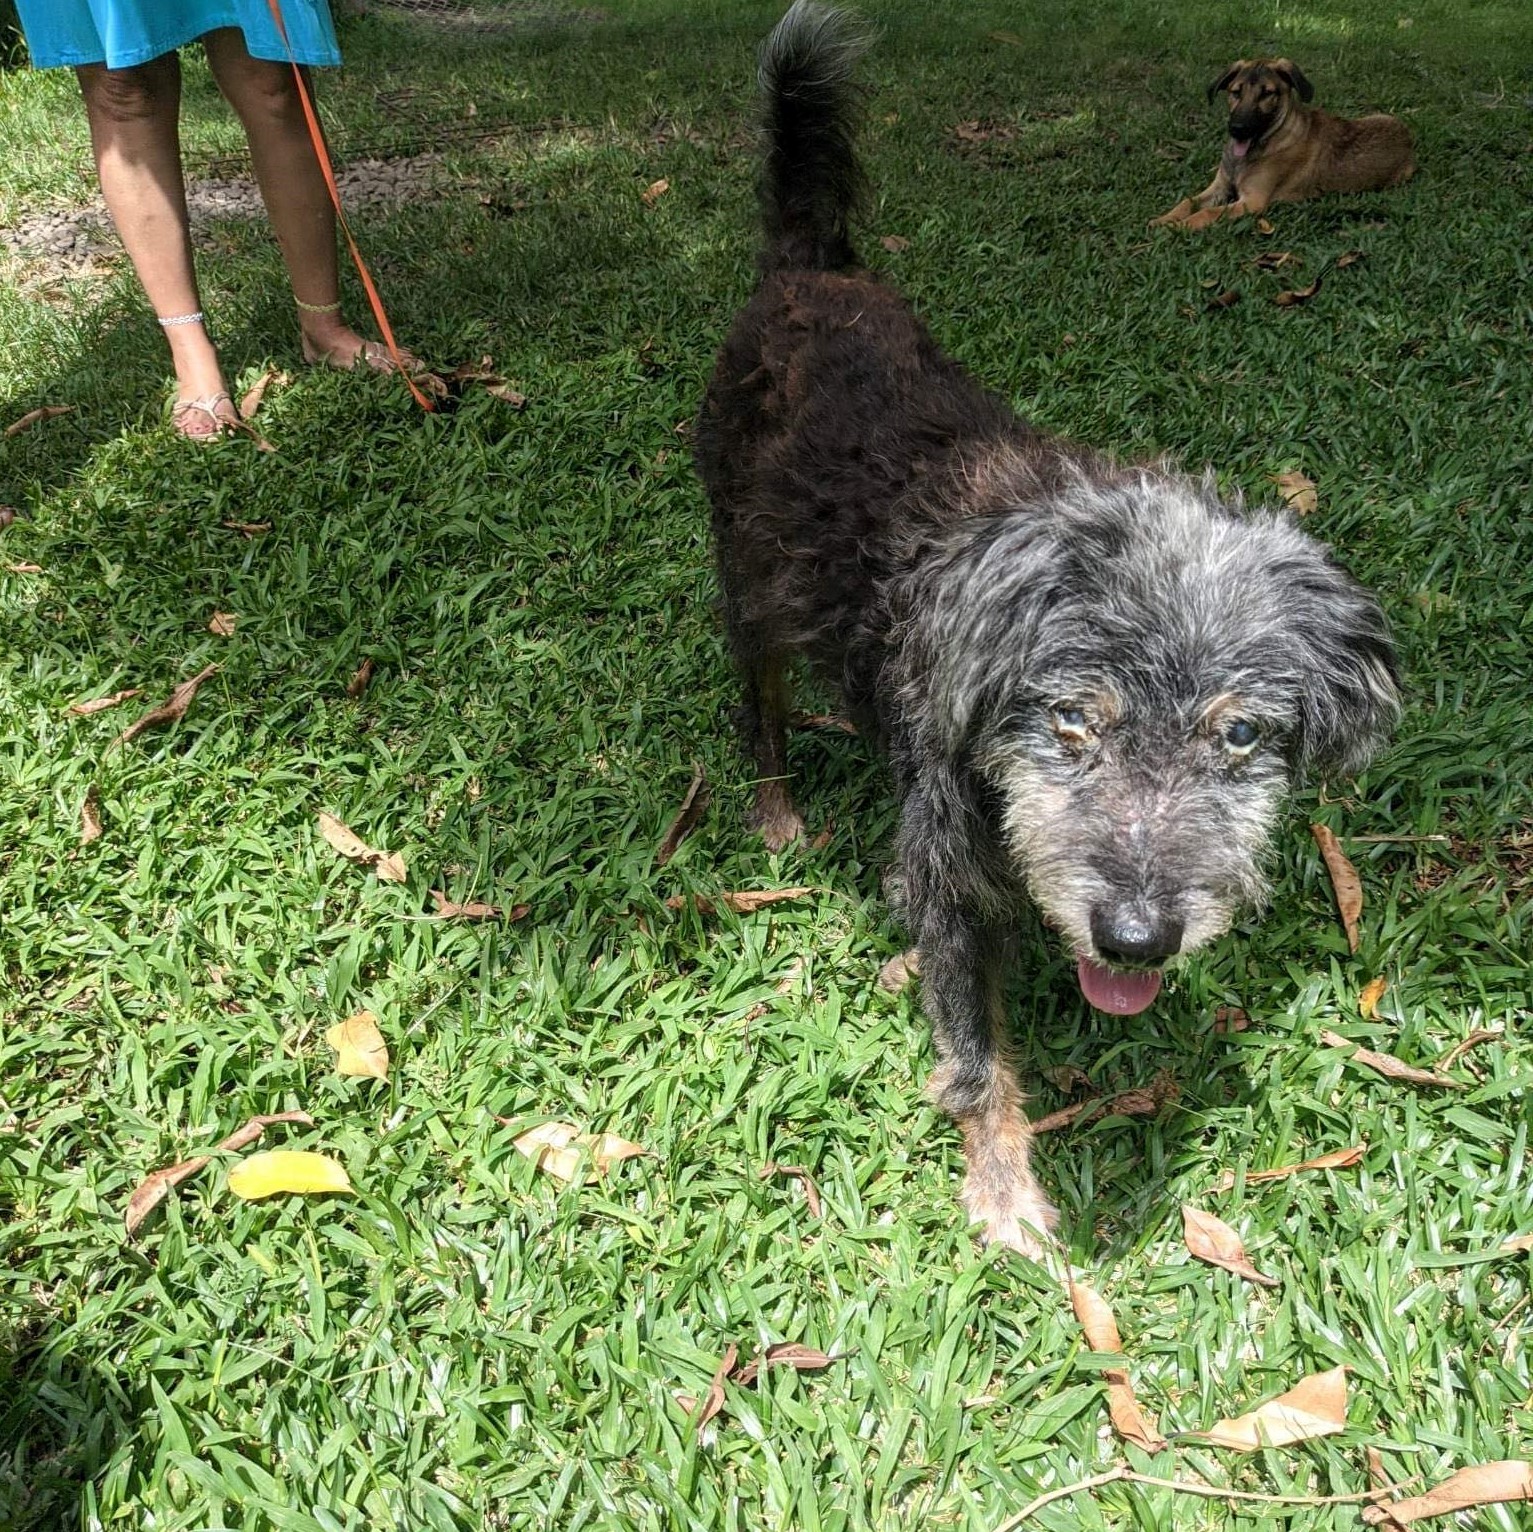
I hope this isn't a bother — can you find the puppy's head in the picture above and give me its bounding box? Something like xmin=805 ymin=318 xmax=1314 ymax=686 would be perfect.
xmin=1207 ymin=58 xmax=1314 ymax=158
xmin=911 ymin=466 xmax=1398 ymax=1014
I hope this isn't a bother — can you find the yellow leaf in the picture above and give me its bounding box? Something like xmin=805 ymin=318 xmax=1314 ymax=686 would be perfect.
xmin=325 ymin=1011 xmax=389 ymax=1079
xmin=227 ymin=1149 xmax=354 ymax=1200
xmin=1359 ymin=975 xmax=1388 ymax=1019
xmin=1193 ymin=1366 xmax=1348 ymax=1451
xmin=512 ymin=1121 xmax=646 ymax=1183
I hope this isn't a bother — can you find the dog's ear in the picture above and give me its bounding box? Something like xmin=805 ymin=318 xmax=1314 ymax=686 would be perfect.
xmin=1206 ymin=62 xmax=1244 ymax=102
xmin=1275 ymin=549 xmax=1401 ymax=776
xmin=1271 ymin=59 xmax=1315 ymax=102
xmin=903 ymin=517 xmax=1065 ymax=751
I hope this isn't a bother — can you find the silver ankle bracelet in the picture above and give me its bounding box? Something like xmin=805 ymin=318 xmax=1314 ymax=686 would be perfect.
xmin=157 ymin=311 xmax=205 ymax=327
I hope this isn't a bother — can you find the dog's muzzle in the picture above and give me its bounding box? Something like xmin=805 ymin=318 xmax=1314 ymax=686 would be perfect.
xmin=1076 ymin=905 xmax=1185 ymax=1015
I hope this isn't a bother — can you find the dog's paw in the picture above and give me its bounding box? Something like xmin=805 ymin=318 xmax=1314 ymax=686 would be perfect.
xmin=963 ymin=1177 xmax=1060 ymax=1262
xmin=748 ymin=789 xmax=806 ymax=853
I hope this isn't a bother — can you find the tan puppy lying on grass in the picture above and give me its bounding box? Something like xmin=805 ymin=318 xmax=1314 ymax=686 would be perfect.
xmin=1153 ymin=58 xmax=1414 ymax=230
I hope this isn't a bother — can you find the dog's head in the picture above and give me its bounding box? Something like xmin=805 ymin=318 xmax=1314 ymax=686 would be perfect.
xmin=1207 ymin=58 xmax=1314 ymax=158
xmin=908 ymin=465 xmax=1398 ymax=1014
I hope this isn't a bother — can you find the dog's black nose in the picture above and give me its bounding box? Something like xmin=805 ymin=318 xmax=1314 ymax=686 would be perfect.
xmin=1090 ymin=907 xmax=1185 ymax=967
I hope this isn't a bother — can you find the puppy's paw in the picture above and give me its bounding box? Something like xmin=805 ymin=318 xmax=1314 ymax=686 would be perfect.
xmin=963 ymin=1176 xmax=1059 ymax=1261
xmin=1149 ymin=198 xmax=1194 ymax=228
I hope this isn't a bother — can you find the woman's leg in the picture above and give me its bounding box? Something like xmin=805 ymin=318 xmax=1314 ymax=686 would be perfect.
xmin=202 ymin=27 xmax=415 ymax=370
xmin=76 ymin=54 xmax=237 ymax=434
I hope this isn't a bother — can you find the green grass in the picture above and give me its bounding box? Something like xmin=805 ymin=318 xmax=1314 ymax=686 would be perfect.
xmin=2 ymin=0 xmax=1532 ymax=1527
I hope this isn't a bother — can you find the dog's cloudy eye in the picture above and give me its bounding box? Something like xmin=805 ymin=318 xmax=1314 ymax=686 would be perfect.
xmin=1223 ymin=718 xmax=1260 ymax=753
xmin=1053 ymin=705 xmax=1089 ymax=736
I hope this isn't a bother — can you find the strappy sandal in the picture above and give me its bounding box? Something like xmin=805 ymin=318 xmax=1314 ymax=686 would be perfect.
xmin=170 ymin=392 xmax=238 ymax=441
xmin=301 ymin=336 xmax=425 ymax=377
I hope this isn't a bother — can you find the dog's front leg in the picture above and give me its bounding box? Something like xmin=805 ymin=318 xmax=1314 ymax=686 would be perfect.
xmin=918 ymin=904 xmax=1058 ymax=1257
xmin=1151 ymin=169 xmax=1232 ymax=227
xmin=897 ymin=793 xmax=1058 ymax=1255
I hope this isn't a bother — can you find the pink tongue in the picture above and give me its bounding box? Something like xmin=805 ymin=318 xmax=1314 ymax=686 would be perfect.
xmin=1231 ymin=138 xmax=1250 ymax=158
xmin=1077 ymin=955 xmax=1163 ymax=1016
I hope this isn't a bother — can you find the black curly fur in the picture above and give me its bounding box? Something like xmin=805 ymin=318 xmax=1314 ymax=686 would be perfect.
xmin=694 ymin=2 xmax=1400 ymax=1253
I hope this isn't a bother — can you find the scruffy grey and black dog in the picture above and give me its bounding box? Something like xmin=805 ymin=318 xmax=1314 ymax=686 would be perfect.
xmin=694 ymin=2 xmax=1400 ymax=1254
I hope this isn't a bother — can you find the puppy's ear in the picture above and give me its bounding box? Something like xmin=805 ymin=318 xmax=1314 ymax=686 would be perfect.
xmin=1277 ymin=550 xmax=1401 ymax=776
xmin=1272 ymin=59 xmax=1315 ymax=101
xmin=1207 ymin=62 xmax=1243 ymax=102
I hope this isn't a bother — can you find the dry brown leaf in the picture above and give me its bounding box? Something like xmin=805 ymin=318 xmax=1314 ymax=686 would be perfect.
xmin=222 ymin=520 xmax=271 ymax=537
xmin=666 ymin=887 xmax=815 ymax=916
xmin=123 ymin=1109 xmax=314 ymax=1236
xmin=512 ymin=1121 xmax=647 ymax=1183
xmin=733 ymin=1342 xmax=837 ymax=1388
xmin=1069 ymin=1281 xmax=1168 ymax=1452
xmin=1359 ymin=976 xmax=1388 ymax=1019
xmin=317 ymin=811 xmax=406 ymax=883
xmin=692 ymin=1343 xmax=737 ymax=1428
xmin=1044 ymin=1064 xmax=1093 ymax=1093
xmin=641 ymin=177 xmax=670 ymax=206
xmin=238 ymin=367 xmax=286 ymax=420
xmin=112 ymin=664 xmax=219 ymax=748
xmin=1032 ymin=1072 xmax=1178 ymax=1134
xmin=5 ymin=561 xmax=43 ymax=574
xmin=760 ymin=1161 xmax=823 ymax=1218
xmin=1361 ymin=1461 xmax=1533 ymax=1526
xmin=325 ymin=1010 xmax=389 ymax=1079
xmin=1275 ymin=274 xmax=1324 ymax=307
xmin=656 ymin=762 xmax=710 ymax=867
xmin=486 ymin=383 xmax=528 ymax=408
xmin=0 ymin=506 xmax=17 ymax=529
xmin=878 ymin=948 xmax=920 ymax=993
xmin=1367 ymin=1446 xmax=1393 ymax=1492
xmin=1502 ymin=1233 xmax=1533 ymax=1254
xmin=1272 ymin=469 xmax=1319 ymax=517
xmin=1437 ymin=1027 xmax=1501 ymax=1070
xmin=1311 ymin=822 xmax=1362 ymax=952
xmin=80 ymin=784 xmax=103 ymax=845
xmin=1215 ymin=1144 xmax=1365 ymax=1193
xmin=207 ymin=610 xmax=239 ymax=637
xmin=345 ymin=657 xmax=375 ymax=697
xmin=4 ymin=404 xmax=75 ymax=437
xmin=1182 ymin=1205 xmax=1280 ymax=1287
xmin=880 ymin=234 xmax=910 ymax=253
xmin=1213 ymin=1005 xmax=1250 ymax=1034
xmin=1253 ymin=250 xmax=1296 ymax=270
xmin=429 ymin=887 xmax=523 ymax=921
xmin=1256 ymin=217 xmax=1276 ymax=234
xmin=69 ymin=688 xmax=142 ymax=716
xmin=1335 ymin=249 xmax=1366 ymax=270
xmin=1321 ymin=1029 xmax=1462 ymax=1090
xmin=1206 ymin=289 xmax=1241 ymax=310
xmin=1192 ymin=1366 xmax=1347 ymax=1452
xmin=790 ymin=710 xmax=858 ymax=734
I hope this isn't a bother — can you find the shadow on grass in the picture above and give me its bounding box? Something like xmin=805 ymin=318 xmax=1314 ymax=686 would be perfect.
xmin=0 ymin=1311 xmax=124 ymax=1531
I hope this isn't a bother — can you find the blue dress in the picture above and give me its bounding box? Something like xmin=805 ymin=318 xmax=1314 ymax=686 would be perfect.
xmin=16 ymin=0 xmax=341 ymax=69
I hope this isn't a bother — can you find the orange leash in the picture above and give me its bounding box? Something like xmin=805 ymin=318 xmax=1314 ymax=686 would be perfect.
xmin=264 ymin=0 xmax=435 ymax=411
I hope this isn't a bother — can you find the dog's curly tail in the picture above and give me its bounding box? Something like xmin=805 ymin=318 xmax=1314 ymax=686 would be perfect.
xmin=757 ymin=1 xmax=872 ymax=273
